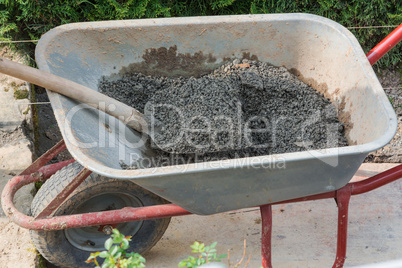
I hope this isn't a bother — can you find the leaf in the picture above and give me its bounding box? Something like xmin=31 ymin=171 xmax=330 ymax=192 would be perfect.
xmin=196 ymin=257 xmax=203 ymax=266
xmin=86 ymin=252 xmax=98 ymax=261
xmin=110 ymin=245 xmax=119 ymax=256
xmin=114 ymin=237 xmax=123 ymax=244
xmin=178 ymin=260 xmax=187 ymax=267
xmin=112 ymin=228 xmax=120 ymax=236
xmin=114 ymin=251 xmax=122 ymax=259
xmin=99 ymin=251 xmax=109 ymax=258
xmin=121 ymin=238 xmax=130 ymax=249
xmin=104 ymin=238 xmax=113 ymax=250
xmin=190 ymin=242 xmax=199 ymax=251
xmin=199 ymin=244 xmax=205 ymax=252
xmin=85 ymin=258 xmax=94 ymax=263
xmin=126 ymin=252 xmax=136 ymax=258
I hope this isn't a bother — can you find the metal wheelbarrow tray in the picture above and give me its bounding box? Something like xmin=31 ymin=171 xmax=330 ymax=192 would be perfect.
xmin=33 ymin=13 xmax=397 ymax=215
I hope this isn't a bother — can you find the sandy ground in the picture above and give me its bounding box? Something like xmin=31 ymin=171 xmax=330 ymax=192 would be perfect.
xmin=0 ymin=46 xmax=37 ymax=267
xmin=0 ymin=218 xmax=37 ymax=267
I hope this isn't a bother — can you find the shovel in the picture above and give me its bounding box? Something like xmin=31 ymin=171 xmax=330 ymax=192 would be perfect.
xmin=0 ymin=56 xmax=150 ymax=135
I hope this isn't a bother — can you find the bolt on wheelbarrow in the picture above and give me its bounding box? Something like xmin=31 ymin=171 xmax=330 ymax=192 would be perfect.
xmin=2 ymin=14 xmax=402 ymax=268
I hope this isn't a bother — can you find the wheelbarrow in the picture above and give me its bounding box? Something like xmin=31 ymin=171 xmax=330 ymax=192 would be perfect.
xmin=1 ymin=14 xmax=402 ymax=268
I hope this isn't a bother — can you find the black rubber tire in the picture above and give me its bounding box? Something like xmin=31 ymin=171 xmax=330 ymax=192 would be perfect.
xmin=30 ymin=162 xmax=170 ymax=268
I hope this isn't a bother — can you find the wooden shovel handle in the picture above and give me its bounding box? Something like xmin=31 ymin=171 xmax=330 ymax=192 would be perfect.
xmin=0 ymin=57 xmax=148 ymax=134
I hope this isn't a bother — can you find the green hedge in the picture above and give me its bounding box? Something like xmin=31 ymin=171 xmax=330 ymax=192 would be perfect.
xmin=1 ymin=0 xmax=401 ymax=67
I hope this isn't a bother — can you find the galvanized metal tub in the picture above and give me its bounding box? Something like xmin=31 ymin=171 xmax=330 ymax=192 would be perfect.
xmin=35 ymin=14 xmax=397 ymax=215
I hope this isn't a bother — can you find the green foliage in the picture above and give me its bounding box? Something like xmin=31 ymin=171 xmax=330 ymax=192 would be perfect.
xmin=34 ymin=181 xmax=44 ymax=191
xmin=13 ymin=88 xmax=29 ymax=99
xmin=0 ymin=10 xmax=17 ymax=41
xmin=86 ymin=229 xmax=146 ymax=268
xmin=0 ymin=0 xmax=400 ymax=68
xmin=178 ymin=241 xmax=227 ymax=268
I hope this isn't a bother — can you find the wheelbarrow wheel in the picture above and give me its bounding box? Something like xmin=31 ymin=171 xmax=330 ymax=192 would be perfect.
xmin=30 ymin=162 xmax=171 ymax=268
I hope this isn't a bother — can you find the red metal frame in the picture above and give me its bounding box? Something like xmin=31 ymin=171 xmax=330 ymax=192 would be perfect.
xmin=1 ymin=24 xmax=402 ymax=268
xmin=366 ymin=24 xmax=402 ymax=65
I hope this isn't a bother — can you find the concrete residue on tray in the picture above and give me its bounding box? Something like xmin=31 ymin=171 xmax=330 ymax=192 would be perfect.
xmin=99 ymin=59 xmax=348 ymax=169
xmin=119 ymin=45 xmax=220 ymax=78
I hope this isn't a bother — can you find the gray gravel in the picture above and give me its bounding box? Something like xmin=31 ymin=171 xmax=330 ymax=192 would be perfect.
xmin=99 ymin=59 xmax=348 ymax=168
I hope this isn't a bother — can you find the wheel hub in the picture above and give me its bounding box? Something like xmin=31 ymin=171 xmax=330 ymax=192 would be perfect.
xmin=64 ymin=192 xmax=143 ymax=251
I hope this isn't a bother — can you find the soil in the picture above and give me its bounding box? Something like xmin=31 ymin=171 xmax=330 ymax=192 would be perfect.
xmin=99 ymin=59 xmax=348 ymax=169
xmin=34 ymin=86 xmax=72 ymax=163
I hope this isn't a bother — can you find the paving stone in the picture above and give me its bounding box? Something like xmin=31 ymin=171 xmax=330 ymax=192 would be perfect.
xmin=0 ymin=48 xmax=36 ymax=266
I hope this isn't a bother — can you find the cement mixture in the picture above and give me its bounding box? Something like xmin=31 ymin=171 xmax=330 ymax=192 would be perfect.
xmin=99 ymin=59 xmax=348 ymax=168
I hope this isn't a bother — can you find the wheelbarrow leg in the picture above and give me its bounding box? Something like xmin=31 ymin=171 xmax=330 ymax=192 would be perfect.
xmin=260 ymin=204 xmax=273 ymax=268
xmin=260 ymin=187 xmax=352 ymax=268
xmin=333 ymin=187 xmax=352 ymax=268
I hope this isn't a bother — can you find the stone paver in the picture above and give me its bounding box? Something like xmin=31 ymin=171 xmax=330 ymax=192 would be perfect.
xmin=0 ymin=75 xmax=34 ymax=215
xmin=0 ymin=49 xmax=36 ymax=267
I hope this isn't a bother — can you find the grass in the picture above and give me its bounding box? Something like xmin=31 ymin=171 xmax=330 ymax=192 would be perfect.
xmin=22 ymin=106 xmax=30 ymax=115
xmin=13 ymin=88 xmax=29 ymax=99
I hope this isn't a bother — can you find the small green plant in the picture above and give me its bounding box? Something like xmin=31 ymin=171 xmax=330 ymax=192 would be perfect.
xmin=86 ymin=229 xmax=145 ymax=268
xmin=34 ymin=181 xmax=44 ymax=191
xmin=23 ymin=106 xmax=30 ymax=115
xmin=13 ymin=88 xmax=29 ymax=99
xmin=178 ymin=241 xmax=227 ymax=268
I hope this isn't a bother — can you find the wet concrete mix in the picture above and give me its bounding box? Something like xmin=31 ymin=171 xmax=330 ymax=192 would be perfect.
xmin=99 ymin=59 xmax=348 ymax=168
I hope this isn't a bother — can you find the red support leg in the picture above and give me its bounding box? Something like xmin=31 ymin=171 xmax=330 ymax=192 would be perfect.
xmin=261 ymin=204 xmax=273 ymax=268
xmin=332 ymin=187 xmax=352 ymax=268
